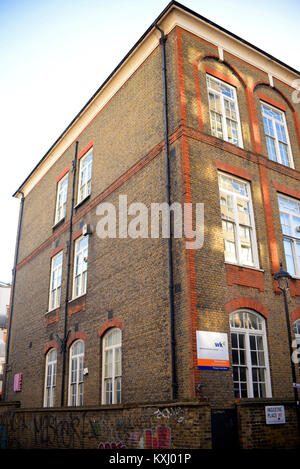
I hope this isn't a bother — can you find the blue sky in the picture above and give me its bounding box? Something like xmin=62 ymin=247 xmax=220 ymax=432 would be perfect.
xmin=0 ymin=0 xmax=299 ymax=283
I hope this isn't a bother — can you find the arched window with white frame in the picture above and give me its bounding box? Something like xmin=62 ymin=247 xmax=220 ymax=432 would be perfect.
xmin=294 ymin=319 xmax=300 ymax=369
xmin=102 ymin=328 xmax=122 ymax=405
xmin=229 ymin=310 xmax=271 ymax=398
xmin=68 ymin=340 xmax=84 ymax=406
xmin=44 ymin=348 xmax=57 ymax=408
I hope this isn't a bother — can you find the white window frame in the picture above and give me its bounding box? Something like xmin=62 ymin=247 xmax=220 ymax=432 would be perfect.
xmin=102 ymin=328 xmax=122 ymax=405
xmin=77 ymin=149 xmax=93 ymax=204
xmin=294 ymin=320 xmax=300 ymax=369
xmin=261 ymin=102 xmax=294 ymax=168
xmin=55 ymin=173 xmax=68 ymax=224
xmin=230 ymin=309 xmax=272 ymax=399
xmin=218 ymin=172 xmax=259 ymax=268
xmin=206 ymin=74 xmax=243 ymax=147
xmin=43 ymin=348 xmax=57 ymax=408
xmin=68 ymin=340 xmax=84 ymax=407
xmin=48 ymin=251 xmax=63 ymax=311
xmin=73 ymin=236 xmax=88 ymax=299
xmin=278 ymin=194 xmax=300 ymax=278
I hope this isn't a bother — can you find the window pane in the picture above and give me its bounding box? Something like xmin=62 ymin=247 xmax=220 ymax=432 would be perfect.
xmin=280 ymin=213 xmax=292 ymax=236
xmin=224 ymin=98 xmax=237 ymax=120
xmin=292 ymin=217 xmax=300 ymax=239
xmin=275 ymin=122 xmax=287 ymax=143
xmin=283 ymin=238 xmax=296 ymax=276
xmin=222 ymin=221 xmax=237 ymax=263
xmin=297 ymin=242 xmax=300 ymax=274
xmin=278 ymin=142 xmax=289 ymax=167
xmin=226 ymin=118 xmax=238 ymax=145
xmin=210 ymin=110 xmax=223 ymax=139
xmin=239 ymin=227 xmax=253 ymax=266
xmin=265 ymin=136 xmax=277 ymax=162
xmin=231 ymin=333 xmax=238 ymax=349
xmin=263 ymin=116 xmax=274 ymax=137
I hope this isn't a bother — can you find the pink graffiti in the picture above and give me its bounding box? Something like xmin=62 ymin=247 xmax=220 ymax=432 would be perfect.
xmin=98 ymin=441 xmax=126 ymax=449
xmin=127 ymin=432 xmax=141 ymax=444
xmin=143 ymin=425 xmax=171 ymax=449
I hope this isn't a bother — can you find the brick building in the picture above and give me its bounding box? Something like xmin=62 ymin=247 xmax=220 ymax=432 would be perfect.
xmin=1 ymin=1 xmax=300 ymax=449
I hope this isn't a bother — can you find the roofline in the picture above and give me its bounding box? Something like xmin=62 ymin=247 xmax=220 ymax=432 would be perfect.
xmin=0 ymin=282 xmax=11 ymax=288
xmin=13 ymin=0 xmax=299 ymax=197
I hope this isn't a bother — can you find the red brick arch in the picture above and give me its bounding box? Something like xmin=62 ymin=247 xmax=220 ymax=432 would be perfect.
xmin=43 ymin=340 xmax=60 ymax=355
xmin=290 ymin=308 xmax=300 ymax=323
xmin=98 ymin=319 xmax=125 ymax=338
xmin=225 ymin=298 xmax=269 ymax=319
xmin=67 ymin=331 xmax=87 ymax=349
xmin=196 ymin=54 xmax=247 ymax=88
xmin=253 ymin=81 xmax=295 ymax=112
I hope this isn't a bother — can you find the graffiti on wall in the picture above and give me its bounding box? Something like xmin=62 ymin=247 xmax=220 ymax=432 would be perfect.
xmin=0 ymin=408 xmax=187 ymax=449
xmin=154 ymin=407 xmax=185 ymax=423
xmin=98 ymin=441 xmax=126 ymax=449
xmin=143 ymin=425 xmax=171 ymax=449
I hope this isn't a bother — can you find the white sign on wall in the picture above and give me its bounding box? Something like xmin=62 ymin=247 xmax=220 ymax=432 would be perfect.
xmin=196 ymin=331 xmax=230 ymax=370
xmin=265 ymin=406 xmax=286 ymax=425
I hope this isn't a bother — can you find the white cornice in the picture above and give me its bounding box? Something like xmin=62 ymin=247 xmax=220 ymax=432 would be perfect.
xmin=15 ymin=5 xmax=299 ymax=198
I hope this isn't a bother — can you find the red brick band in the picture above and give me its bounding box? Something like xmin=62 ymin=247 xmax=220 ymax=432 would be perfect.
xmin=273 ymin=181 xmax=300 ymax=200
xmin=214 ymin=160 xmax=253 ymax=181
xmin=225 ymin=264 xmax=264 ymax=291
xmin=72 ymin=227 xmax=83 ymax=241
xmin=77 ymin=139 xmax=94 ymax=160
xmin=50 ymin=243 xmax=64 ymax=258
xmin=203 ymin=65 xmax=239 ymax=88
xmin=257 ymin=92 xmax=287 ymax=111
xmin=56 ymin=166 xmax=70 ymax=183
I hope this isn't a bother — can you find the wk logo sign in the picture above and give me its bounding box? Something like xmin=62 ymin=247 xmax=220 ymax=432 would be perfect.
xmin=196 ymin=331 xmax=230 ymax=371
xmin=215 ymin=342 xmax=225 ymax=348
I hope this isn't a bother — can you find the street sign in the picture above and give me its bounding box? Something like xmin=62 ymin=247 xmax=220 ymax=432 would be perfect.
xmin=293 ymin=383 xmax=300 ymax=389
xmin=265 ymin=406 xmax=286 ymax=425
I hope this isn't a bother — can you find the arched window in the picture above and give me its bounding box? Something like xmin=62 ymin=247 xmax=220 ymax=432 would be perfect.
xmin=102 ymin=328 xmax=122 ymax=405
xmin=294 ymin=319 xmax=300 ymax=368
xmin=229 ymin=310 xmax=271 ymax=398
xmin=44 ymin=348 xmax=57 ymax=408
xmin=68 ymin=340 xmax=84 ymax=406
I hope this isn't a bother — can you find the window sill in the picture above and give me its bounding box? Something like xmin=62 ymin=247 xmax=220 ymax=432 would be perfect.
xmin=211 ymin=134 xmax=244 ymax=150
xmin=69 ymin=293 xmax=86 ymax=304
xmin=74 ymin=194 xmax=91 ymax=210
xmin=45 ymin=307 xmax=60 ymax=316
xmin=52 ymin=217 xmax=66 ymax=231
xmin=266 ymin=156 xmax=294 ymax=171
xmin=224 ymin=262 xmax=264 ymax=273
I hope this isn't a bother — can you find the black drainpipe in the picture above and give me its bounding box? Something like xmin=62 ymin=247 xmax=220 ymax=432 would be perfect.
xmin=155 ymin=24 xmax=177 ymax=401
xmin=3 ymin=191 xmax=25 ymax=400
xmin=60 ymin=141 xmax=78 ymax=407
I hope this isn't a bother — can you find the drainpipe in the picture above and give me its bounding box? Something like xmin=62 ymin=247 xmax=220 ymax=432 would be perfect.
xmin=3 ymin=191 xmax=25 ymax=400
xmin=155 ymin=24 xmax=177 ymax=401
xmin=60 ymin=141 xmax=78 ymax=407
